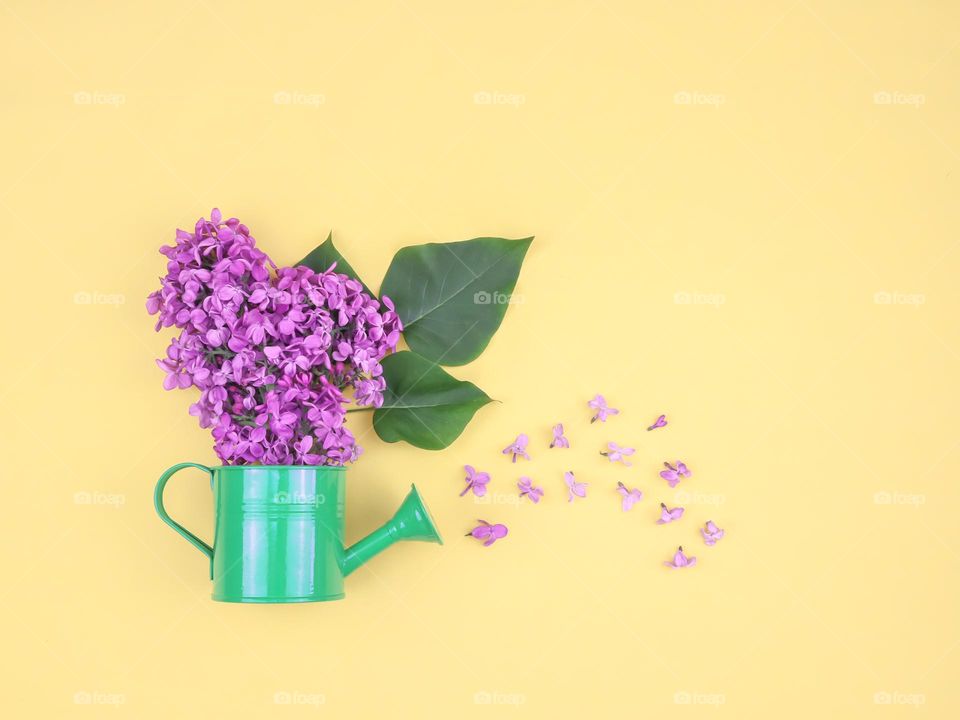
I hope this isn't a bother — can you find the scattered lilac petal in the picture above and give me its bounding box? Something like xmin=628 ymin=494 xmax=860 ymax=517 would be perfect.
xmin=663 ymin=546 xmax=697 ymax=569
xmin=502 ymin=433 xmax=531 ymax=463
xmin=549 ymin=423 xmax=570 ymax=449
xmin=564 ymin=471 xmax=588 ymax=502
xmin=460 ymin=465 xmax=491 ymax=498
xmin=656 ymin=502 xmax=684 ymax=524
xmin=647 ymin=414 xmax=668 ymax=431
xmin=701 ymin=520 xmax=725 ymax=546
xmin=588 ymin=394 xmax=619 ymax=423
xmin=616 ymin=481 xmax=643 ymax=511
xmin=517 ymin=476 xmax=544 ymax=504
xmin=659 ymin=461 xmax=692 ymax=488
xmin=600 ymin=441 xmax=635 ymax=466
xmin=467 ymin=520 xmax=509 ymax=547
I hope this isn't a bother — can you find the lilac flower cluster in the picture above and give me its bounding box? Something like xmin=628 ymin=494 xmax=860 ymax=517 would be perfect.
xmin=147 ymin=209 xmax=402 ymax=466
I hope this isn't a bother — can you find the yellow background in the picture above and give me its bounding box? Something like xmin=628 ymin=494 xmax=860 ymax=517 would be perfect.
xmin=1 ymin=1 xmax=958 ymax=717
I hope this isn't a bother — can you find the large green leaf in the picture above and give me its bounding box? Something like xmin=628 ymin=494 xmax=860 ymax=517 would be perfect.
xmin=379 ymin=236 xmax=532 ymax=366
xmin=296 ymin=232 xmax=374 ymax=296
xmin=373 ymin=351 xmax=493 ymax=450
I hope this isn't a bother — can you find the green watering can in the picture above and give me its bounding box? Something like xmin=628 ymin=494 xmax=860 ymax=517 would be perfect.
xmin=154 ymin=464 xmax=443 ymax=603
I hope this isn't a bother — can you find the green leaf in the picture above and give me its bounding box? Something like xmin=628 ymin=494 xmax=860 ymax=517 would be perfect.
xmin=296 ymin=232 xmax=374 ymax=296
xmin=373 ymin=351 xmax=493 ymax=450
xmin=379 ymin=236 xmax=533 ymax=366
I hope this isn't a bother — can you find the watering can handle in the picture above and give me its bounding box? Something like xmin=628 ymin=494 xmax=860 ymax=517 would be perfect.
xmin=154 ymin=463 xmax=214 ymax=562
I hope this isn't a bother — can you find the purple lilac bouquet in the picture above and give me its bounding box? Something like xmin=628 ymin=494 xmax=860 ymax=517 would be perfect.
xmin=147 ymin=209 xmax=402 ymax=466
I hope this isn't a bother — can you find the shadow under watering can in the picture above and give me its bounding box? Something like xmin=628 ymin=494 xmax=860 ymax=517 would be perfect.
xmin=154 ymin=464 xmax=442 ymax=603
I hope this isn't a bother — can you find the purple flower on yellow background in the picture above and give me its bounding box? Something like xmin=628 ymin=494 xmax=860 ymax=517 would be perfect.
xmin=701 ymin=520 xmax=725 ymax=546
xmin=468 ymin=520 xmax=508 ymax=547
xmin=647 ymin=414 xmax=668 ymax=431
xmin=588 ymin=394 xmax=618 ymax=423
xmin=656 ymin=503 xmax=684 ymax=524
xmin=659 ymin=461 xmax=691 ymax=488
xmin=564 ymin=471 xmax=587 ymax=502
xmin=460 ymin=465 xmax=491 ymax=497
xmin=518 ymin=477 xmax=543 ymax=503
xmin=663 ymin=546 xmax=696 ymax=569
xmin=601 ymin=442 xmax=635 ymax=466
xmin=146 ymin=209 xmax=402 ymax=466
xmin=550 ymin=423 xmax=570 ymax=449
xmin=616 ymin=482 xmax=643 ymax=511
xmin=502 ymin=433 xmax=531 ymax=463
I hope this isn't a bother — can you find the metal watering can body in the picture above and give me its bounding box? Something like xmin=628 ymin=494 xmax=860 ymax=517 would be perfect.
xmin=154 ymin=464 xmax=442 ymax=603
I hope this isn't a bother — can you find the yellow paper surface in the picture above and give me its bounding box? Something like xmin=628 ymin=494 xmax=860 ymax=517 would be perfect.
xmin=1 ymin=1 xmax=957 ymax=717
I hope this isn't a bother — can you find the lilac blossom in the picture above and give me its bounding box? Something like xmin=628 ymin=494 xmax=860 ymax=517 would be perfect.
xmin=663 ymin=546 xmax=697 ymax=569
xmin=656 ymin=503 xmax=684 ymax=524
xmin=601 ymin=442 xmax=635 ymax=466
xmin=517 ymin=477 xmax=543 ymax=503
xmin=502 ymin=433 xmax=530 ymax=463
xmin=659 ymin=461 xmax=692 ymax=488
xmin=564 ymin=471 xmax=587 ymax=502
xmin=588 ymin=394 xmax=618 ymax=423
xmin=616 ymin=482 xmax=643 ymax=511
xmin=647 ymin=414 xmax=668 ymax=431
xmin=549 ymin=423 xmax=569 ymax=449
xmin=146 ymin=209 xmax=402 ymax=466
xmin=701 ymin=520 xmax=725 ymax=546
xmin=467 ymin=520 xmax=509 ymax=547
xmin=460 ymin=465 xmax=491 ymax=497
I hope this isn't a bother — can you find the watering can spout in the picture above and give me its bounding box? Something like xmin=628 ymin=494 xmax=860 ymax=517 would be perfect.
xmin=342 ymin=484 xmax=443 ymax=577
